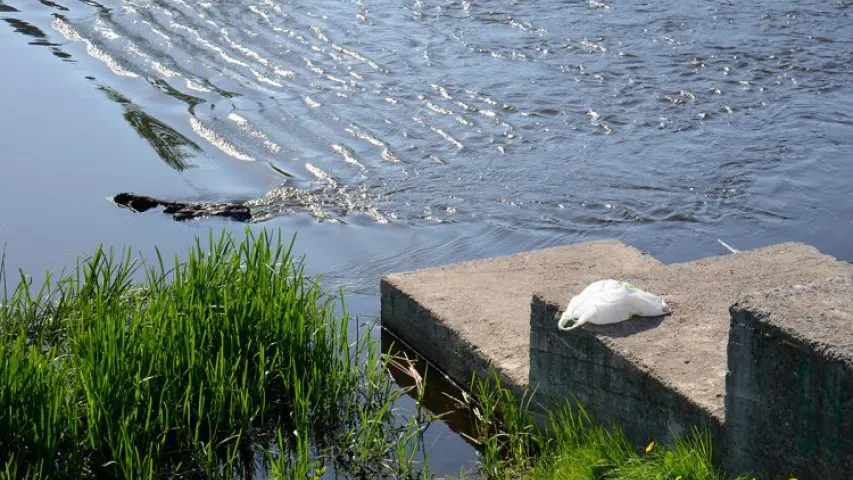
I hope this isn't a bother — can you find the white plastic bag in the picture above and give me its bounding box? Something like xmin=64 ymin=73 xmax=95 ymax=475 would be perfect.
xmin=557 ymin=279 xmax=670 ymax=331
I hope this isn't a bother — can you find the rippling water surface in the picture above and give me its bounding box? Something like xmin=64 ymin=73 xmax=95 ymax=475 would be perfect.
xmin=2 ymin=0 xmax=853 ymax=473
xmin=5 ymin=0 xmax=853 ymax=242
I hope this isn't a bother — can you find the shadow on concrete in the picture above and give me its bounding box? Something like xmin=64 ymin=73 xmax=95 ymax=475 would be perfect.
xmin=584 ymin=313 xmax=670 ymax=338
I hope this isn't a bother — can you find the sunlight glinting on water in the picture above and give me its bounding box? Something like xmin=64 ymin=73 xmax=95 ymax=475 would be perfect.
xmin=430 ymin=125 xmax=464 ymax=150
xmin=52 ymin=17 xmax=138 ymax=78
xmin=27 ymin=0 xmax=853 ymax=244
xmin=227 ymin=113 xmax=281 ymax=155
xmin=185 ymin=80 xmax=212 ymax=92
xmin=303 ymin=95 xmax=321 ymax=108
xmin=332 ymin=144 xmax=366 ymax=171
xmin=8 ymin=1 xmax=853 ymax=471
xmin=189 ymin=116 xmax=255 ymax=162
xmin=304 ymin=162 xmax=336 ymax=185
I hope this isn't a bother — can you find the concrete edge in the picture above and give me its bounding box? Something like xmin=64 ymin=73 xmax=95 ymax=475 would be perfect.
xmin=380 ymin=277 xmax=527 ymax=397
xmin=383 ymin=238 xmax=641 ymax=278
xmin=730 ymin=275 xmax=853 ymax=370
xmin=530 ymin=292 xmax=724 ymax=441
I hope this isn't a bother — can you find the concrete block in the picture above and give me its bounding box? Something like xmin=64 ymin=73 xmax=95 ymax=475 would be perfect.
xmin=529 ymin=243 xmax=850 ymax=450
xmin=726 ymin=276 xmax=853 ymax=479
xmin=530 ymin=293 xmax=724 ymax=448
xmin=380 ymin=238 xmax=853 ymax=474
xmin=381 ymin=239 xmax=660 ymax=394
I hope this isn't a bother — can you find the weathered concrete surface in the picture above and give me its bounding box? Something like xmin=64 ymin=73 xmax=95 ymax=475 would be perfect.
xmin=726 ymin=276 xmax=853 ymax=479
xmin=380 ymin=239 xmax=660 ymax=394
xmin=380 ymin=238 xmax=853 ymax=464
xmin=531 ymin=295 xmax=724 ymax=448
xmin=530 ymin=242 xmax=852 ymax=448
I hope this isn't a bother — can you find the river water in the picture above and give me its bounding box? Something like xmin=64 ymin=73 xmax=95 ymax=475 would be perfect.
xmin=2 ymin=0 xmax=852 ymax=474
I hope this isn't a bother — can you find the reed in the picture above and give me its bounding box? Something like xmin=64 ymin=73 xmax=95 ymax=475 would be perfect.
xmin=456 ymin=374 xmax=751 ymax=480
xmin=0 ymin=229 xmax=428 ymax=479
xmin=0 ymin=230 xmax=757 ymax=479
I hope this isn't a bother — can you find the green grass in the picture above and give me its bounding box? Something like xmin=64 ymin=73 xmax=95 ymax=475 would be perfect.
xmin=0 ymin=229 xmax=429 ymax=479
xmin=0 ymin=229 xmax=757 ymax=479
xmin=452 ymin=374 xmax=752 ymax=480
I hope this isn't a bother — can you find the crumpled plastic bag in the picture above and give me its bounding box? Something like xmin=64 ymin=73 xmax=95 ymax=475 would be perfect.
xmin=557 ymin=279 xmax=670 ymax=331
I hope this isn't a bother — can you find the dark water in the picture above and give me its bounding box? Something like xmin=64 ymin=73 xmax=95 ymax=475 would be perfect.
xmin=2 ymin=0 xmax=853 ymax=474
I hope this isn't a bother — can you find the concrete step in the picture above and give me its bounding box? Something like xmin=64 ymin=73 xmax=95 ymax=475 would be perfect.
xmin=380 ymin=239 xmax=853 ymax=467
xmin=381 ymin=239 xmax=659 ymax=393
xmin=727 ymin=277 xmax=853 ymax=478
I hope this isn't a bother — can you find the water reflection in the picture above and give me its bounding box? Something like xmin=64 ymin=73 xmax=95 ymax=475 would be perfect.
xmin=1 ymin=17 xmax=71 ymax=59
xmin=38 ymin=0 xmax=68 ymax=12
xmin=146 ymin=77 xmax=206 ymax=110
xmin=3 ymin=17 xmax=49 ymax=41
xmin=97 ymin=85 xmax=200 ymax=171
xmin=381 ymin=328 xmax=482 ymax=474
xmin=382 ymin=329 xmax=478 ymax=447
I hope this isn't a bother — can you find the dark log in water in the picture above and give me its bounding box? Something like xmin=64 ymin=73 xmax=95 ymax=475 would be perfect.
xmin=111 ymin=192 xmax=251 ymax=222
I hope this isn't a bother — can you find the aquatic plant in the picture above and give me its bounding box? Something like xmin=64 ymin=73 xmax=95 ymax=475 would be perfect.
xmin=0 ymin=229 xmax=428 ymax=479
xmin=440 ymin=373 xmax=750 ymax=480
xmin=0 ymin=230 xmax=757 ymax=479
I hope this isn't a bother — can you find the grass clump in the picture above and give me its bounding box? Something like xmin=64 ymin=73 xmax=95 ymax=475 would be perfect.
xmin=457 ymin=375 xmax=748 ymax=480
xmin=0 ymin=229 xmax=428 ymax=478
xmin=0 ymin=227 xmax=759 ymax=479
